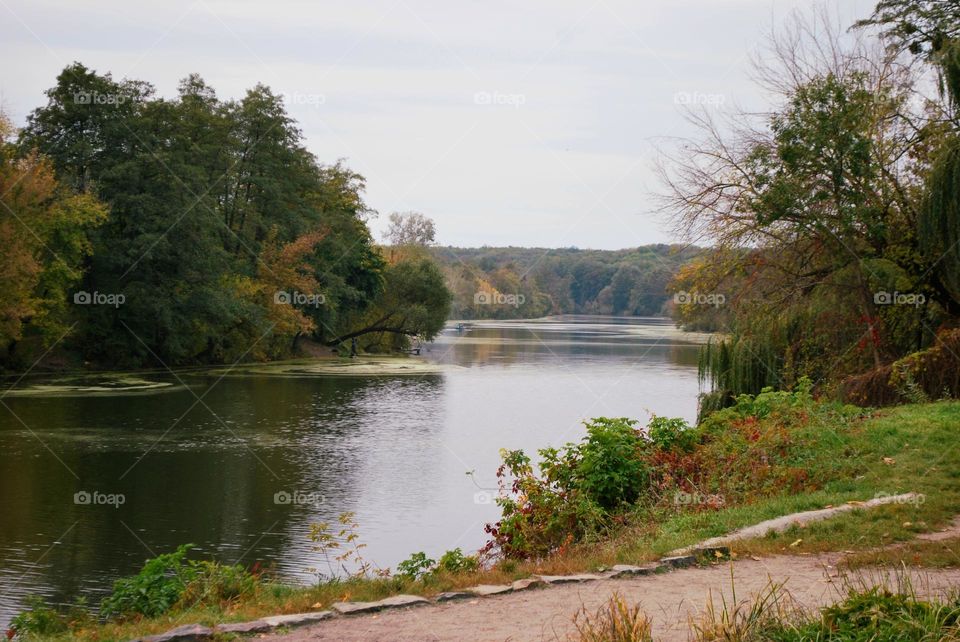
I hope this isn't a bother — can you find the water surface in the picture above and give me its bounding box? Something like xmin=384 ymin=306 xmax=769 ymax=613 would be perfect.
xmin=0 ymin=316 xmax=705 ymax=626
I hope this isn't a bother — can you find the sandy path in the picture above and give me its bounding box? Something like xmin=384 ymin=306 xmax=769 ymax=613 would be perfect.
xmin=269 ymin=553 xmax=960 ymax=642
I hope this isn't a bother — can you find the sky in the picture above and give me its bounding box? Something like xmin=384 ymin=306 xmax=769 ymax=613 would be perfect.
xmin=0 ymin=0 xmax=875 ymax=249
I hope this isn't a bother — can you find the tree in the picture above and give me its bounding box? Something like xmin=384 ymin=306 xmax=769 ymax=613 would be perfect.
xmin=11 ymin=64 xmax=456 ymax=368
xmin=19 ymin=62 xmax=152 ymax=193
xmin=383 ymin=211 xmax=436 ymax=246
xmin=660 ymin=8 xmax=945 ymax=404
xmin=0 ymin=112 xmax=107 ymax=367
xmin=862 ymin=5 xmax=960 ymax=310
xmin=322 ymin=255 xmax=451 ymax=349
xmin=857 ymin=1 xmax=960 ymax=60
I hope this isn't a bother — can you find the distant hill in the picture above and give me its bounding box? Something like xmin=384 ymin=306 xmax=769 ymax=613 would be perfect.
xmin=430 ymin=245 xmax=701 ymax=320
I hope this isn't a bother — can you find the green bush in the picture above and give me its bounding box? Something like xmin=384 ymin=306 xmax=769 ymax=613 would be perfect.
xmin=646 ymin=416 xmax=699 ymax=452
xmin=540 ymin=417 xmax=649 ymax=511
xmin=179 ymin=559 xmax=258 ymax=605
xmin=100 ymin=544 xmax=258 ymax=620
xmin=436 ymin=548 xmax=479 ymax=574
xmin=395 ymin=552 xmax=435 ymax=581
xmin=486 ymin=417 xmax=647 ymax=559
xmin=101 ymin=544 xmax=195 ymax=619
xmin=395 ymin=548 xmax=479 ymax=581
xmin=10 ymin=596 xmax=68 ymax=639
xmin=574 ymin=418 xmax=649 ymax=509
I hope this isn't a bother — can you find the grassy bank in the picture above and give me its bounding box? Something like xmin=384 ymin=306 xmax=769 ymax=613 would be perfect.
xmin=578 ymin=575 xmax=960 ymax=642
xmin=13 ymin=399 xmax=960 ymax=641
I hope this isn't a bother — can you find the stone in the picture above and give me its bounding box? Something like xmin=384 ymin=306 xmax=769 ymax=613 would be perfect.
xmin=536 ymin=573 xmax=605 ymax=584
xmin=376 ymin=594 xmax=430 ymax=609
xmin=331 ymin=601 xmax=381 ymax=615
xmin=511 ymin=577 xmax=545 ymax=591
xmin=467 ymin=584 xmax=514 ymax=596
xmin=332 ymin=595 xmax=429 ymax=615
xmin=260 ymin=611 xmax=333 ymax=628
xmin=693 ymin=546 xmax=731 ymax=560
xmin=660 ymin=555 xmax=697 ymax=568
xmin=215 ymin=620 xmax=273 ymax=634
xmin=137 ymin=624 xmax=213 ymax=642
xmin=435 ymin=591 xmax=473 ymax=602
xmin=607 ymin=564 xmax=663 ymax=578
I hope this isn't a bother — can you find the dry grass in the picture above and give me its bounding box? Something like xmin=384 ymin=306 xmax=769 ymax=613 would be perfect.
xmin=688 ymin=567 xmax=802 ymax=642
xmin=571 ymin=593 xmax=654 ymax=642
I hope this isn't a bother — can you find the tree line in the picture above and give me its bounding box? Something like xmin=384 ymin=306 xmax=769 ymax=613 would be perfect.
xmin=432 ymin=245 xmax=700 ymax=320
xmin=1 ymin=63 xmax=451 ymax=371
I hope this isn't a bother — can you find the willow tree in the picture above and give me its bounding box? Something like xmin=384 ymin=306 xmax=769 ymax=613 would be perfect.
xmin=860 ymin=3 xmax=960 ymax=312
xmin=919 ymin=41 xmax=960 ymax=309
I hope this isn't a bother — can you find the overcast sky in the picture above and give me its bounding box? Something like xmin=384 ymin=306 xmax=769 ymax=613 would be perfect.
xmin=1 ymin=0 xmax=875 ymax=249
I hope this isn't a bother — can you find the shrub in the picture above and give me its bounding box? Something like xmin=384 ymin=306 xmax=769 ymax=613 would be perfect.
xmin=647 ymin=416 xmax=699 ymax=452
xmin=394 ymin=548 xmax=478 ymax=581
xmin=179 ymin=560 xmax=258 ymax=605
xmin=484 ymin=448 xmax=606 ymax=559
xmin=436 ymin=548 xmax=479 ymax=574
xmin=9 ymin=596 xmax=68 ymax=639
xmin=100 ymin=544 xmax=195 ymax=619
xmin=572 ymin=418 xmax=649 ymax=510
xmin=485 ymin=418 xmax=646 ymax=559
xmin=308 ymin=512 xmax=372 ymax=580
xmin=100 ymin=544 xmax=258 ymax=619
xmin=395 ymin=552 xmax=435 ymax=581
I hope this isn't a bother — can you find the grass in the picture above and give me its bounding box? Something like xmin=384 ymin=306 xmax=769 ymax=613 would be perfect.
xmin=841 ymin=536 xmax=960 ymax=570
xmin=20 ymin=400 xmax=960 ymax=641
xmin=684 ymin=571 xmax=960 ymax=641
xmin=573 ymin=569 xmax=960 ymax=641
xmin=573 ymin=593 xmax=653 ymax=642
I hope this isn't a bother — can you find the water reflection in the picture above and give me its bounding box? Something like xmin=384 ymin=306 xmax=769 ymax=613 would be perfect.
xmin=0 ymin=316 xmax=704 ymax=626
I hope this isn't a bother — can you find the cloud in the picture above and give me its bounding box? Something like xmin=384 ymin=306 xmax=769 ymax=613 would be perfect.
xmin=0 ymin=0 xmax=876 ymax=248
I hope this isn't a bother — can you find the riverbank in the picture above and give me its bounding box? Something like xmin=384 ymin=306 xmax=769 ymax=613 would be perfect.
xmin=12 ymin=398 xmax=960 ymax=641
xmin=0 ymin=355 xmax=456 ymax=397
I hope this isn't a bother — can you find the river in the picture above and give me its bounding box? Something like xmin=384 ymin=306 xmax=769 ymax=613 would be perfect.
xmin=0 ymin=315 xmax=706 ymax=626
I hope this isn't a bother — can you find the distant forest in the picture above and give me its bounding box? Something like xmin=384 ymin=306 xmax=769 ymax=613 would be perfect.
xmin=431 ymin=245 xmax=701 ymax=320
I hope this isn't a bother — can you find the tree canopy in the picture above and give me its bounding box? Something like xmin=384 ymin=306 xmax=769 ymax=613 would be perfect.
xmin=662 ymin=8 xmax=960 ymax=413
xmin=3 ymin=63 xmax=451 ymax=370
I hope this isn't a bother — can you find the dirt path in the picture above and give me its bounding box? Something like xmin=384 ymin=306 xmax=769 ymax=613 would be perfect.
xmin=267 ymin=518 xmax=960 ymax=642
xmin=269 ymin=553 xmax=960 ymax=642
